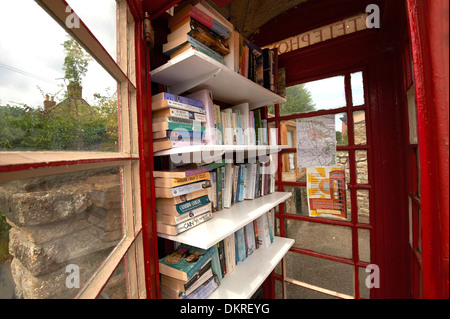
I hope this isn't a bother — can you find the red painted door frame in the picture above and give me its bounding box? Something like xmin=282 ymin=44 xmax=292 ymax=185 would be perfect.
xmin=406 ymin=0 xmax=449 ymax=299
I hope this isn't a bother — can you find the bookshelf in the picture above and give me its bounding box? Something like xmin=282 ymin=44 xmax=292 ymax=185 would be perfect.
xmin=150 ymin=49 xmax=286 ymax=109
xmin=208 ymin=236 xmax=294 ymax=299
xmin=151 ymin=18 xmax=292 ymax=298
xmin=157 ymin=191 xmax=292 ymax=249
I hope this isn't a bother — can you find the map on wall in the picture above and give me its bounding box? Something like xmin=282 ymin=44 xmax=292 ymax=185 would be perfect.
xmin=296 ymin=114 xmax=337 ymax=167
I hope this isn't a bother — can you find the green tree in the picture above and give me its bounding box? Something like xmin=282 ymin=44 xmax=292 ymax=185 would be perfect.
xmin=268 ymin=84 xmax=316 ymax=115
xmin=62 ymin=36 xmax=92 ymax=88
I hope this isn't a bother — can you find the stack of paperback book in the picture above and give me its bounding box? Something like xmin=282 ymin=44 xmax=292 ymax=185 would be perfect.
xmin=152 ymin=92 xmax=207 ymax=152
xmin=155 ymin=165 xmax=214 ymax=235
xmin=159 ymin=209 xmax=275 ymax=299
xmin=163 ymin=3 xmax=231 ymax=64
xmin=159 ymin=244 xmax=220 ymax=299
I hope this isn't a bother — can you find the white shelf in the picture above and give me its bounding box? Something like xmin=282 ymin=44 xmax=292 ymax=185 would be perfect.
xmin=157 ymin=192 xmax=292 ymax=249
xmin=150 ymin=50 xmax=286 ymax=110
xmin=153 ymin=144 xmax=289 ymax=157
xmin=208 ymin=236 xmax=294 ymax=299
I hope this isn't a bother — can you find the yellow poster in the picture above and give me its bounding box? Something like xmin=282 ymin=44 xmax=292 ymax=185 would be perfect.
xmin=307 ymin=167 xmax=347 ymax=219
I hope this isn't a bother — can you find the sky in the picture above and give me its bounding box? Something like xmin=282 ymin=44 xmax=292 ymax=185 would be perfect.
xmin=0 ymin=0 xmax=117 ymax=108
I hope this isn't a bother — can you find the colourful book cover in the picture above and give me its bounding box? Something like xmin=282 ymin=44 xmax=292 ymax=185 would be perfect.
xmin=159 ymin=244 xmax=216 ymax=281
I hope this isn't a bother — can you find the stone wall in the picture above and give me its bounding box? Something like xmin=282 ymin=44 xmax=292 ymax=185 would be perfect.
xmin=0 ymin=167 xmax=125 ymax=299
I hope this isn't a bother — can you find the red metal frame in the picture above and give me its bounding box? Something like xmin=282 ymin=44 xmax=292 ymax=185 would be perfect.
xmin=406 ymin=0 xmax=449 ymax=299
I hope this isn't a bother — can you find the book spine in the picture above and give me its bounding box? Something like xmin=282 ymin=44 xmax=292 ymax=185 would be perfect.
xmin=163 ymin=121 xmax=206 ymax=133
xmin=164 ymin=130 xmax=203 ymax=141
xmin=167 ymin=211 xmax=212 ymax=235
xmin=170 ymin=5 xmax=214 ymax=30
xmin=153 ymin=99 xmax=206 ymax=114
xmin=213 ymin=104 xmax=223 ymax=145
xmin=166 ymin=108 xmax=207 ymax=122
xmin=176 ymin=195 xmax=210 ymax=214
xmin=170 ymin=180 xmax=211 ymax=197
xmin=182 ymin=275 xmax=219 ymax=299
xmin=188 ymin=43 xmax=225 ymax=65
xmin=165 ymin=172 xmax=210 ymax=188
xmin=187 ymin=21 xmax=230 ymax=56
xmin=152 ymin=92 xmax=178 ymax=103
xmin=169 ymin=203 xmax=212 ymax=225
xmin=185 ymin=89 xmax=216 ymax=146
xmin=178 ymin=95 xmax=203 ymax=108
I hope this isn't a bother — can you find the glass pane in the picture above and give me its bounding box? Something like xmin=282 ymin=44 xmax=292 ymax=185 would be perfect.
xmin=358 ymin=228 xmax=371 ymax=263
xmin=65 ymin=0 xmax=117 ymax=60
xmin=358 ymin=267 xmax=371 ymax=299
xmin=0 ymin=1 xmax=118 ymax=152
xmin=280 ymin=75 xmax=346 ymax=116
xmin=356 ymin=150 xmax=369 ymax=184
xmin=336 ymin=112 xmax=348 ymax=146
xmin=275 ymin=278 xmax=283 ymax=299
xmin=336 ymin=150 xmax=350 ymax=182
xmin=357 ymin=189 xmax=370 ymax=224
xmin=285 ymin=251 xmax=354 ymax=296
xmin=286 ymin=219 xmax=353 ymax=259
xmin=353 ymin=111 xmax=367 ymax=145
xmin=281 ymin=152 xmax=306 ymax=182
xmin=351 ymin=72 xmax=365 ymax=106
xmin=283 ymin=186 xmax=308 ymax=216
xmin=97 ymin=258 xmax=128 ymax=299
xmin=279 ymin=120 xmax=297 ymax=147
xmin=0 ymin=167 xmax=124 ymax=299
xmin=286 ymin=281 xmax=339 ymax=299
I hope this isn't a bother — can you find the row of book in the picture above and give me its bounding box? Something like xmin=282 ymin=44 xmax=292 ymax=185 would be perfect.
xmin=163 ymin=2 xmax=277 ymax=93
xmin=159 ymin=209 xmax=275 ymax=299
xmin=151 ymin=89 xmax=276 ymax=152
xmin=155 ymin=157 xmax=276 ymax=236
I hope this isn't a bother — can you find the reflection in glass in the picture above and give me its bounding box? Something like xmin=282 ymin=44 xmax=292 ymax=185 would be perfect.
xmin=281 ymin=152 xmax=306 ymax=182
xmin=335 ymin=112 xmax=348 ymax=146
xmin=0 ymin=1 xmax=118 ymax=152
xmin=280 ymin=75 xmax=346 ymax=116
xmin=283 ymin=186 xmax=309 ymax=216
xmin=351 ymin=72 xmax=365 ymax=106
xmin=0 ymin=167 xmax=124 ymax=298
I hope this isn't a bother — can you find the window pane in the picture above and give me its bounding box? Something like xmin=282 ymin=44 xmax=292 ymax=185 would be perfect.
xmin=353 ymin=110 xmax=367 ymax=145
xmin=286 ymin=219 xmax=353 ymax=259
xmin=280 ymin=75 xmax=346 ymax=115
xmin=336 ymin=112 xmax=348 ymax=146
xmin=281 ymin=152 xmax=306 ymax=182
xmin=286 ymin=281 xmax=339 ymax=299
xmin=357 ymin=189 xmax=370 ymax=224
xmin=0 ymin=167 xmax=124 ymax=298
xmin=0 ymin=1 xmax=118 ymax=152
xmin=97 ymin=258 xmax=128 ymax=299
xmin=285 ymin=251 xmax=354 ymax=296
xmin=283 ymin=186 xmax=309 ymax=216
xmin=351 ymin=72 xmax=365 ymax=106
xmin=358 ymin=228 xmax=371 ymax=263
xmin=336 ymin=150 xmax=350 ymax=182
xmin=356 ymin=150 xmax=369 ymax=184
xmin=66 ymin=0 xmax=117 ymax=60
